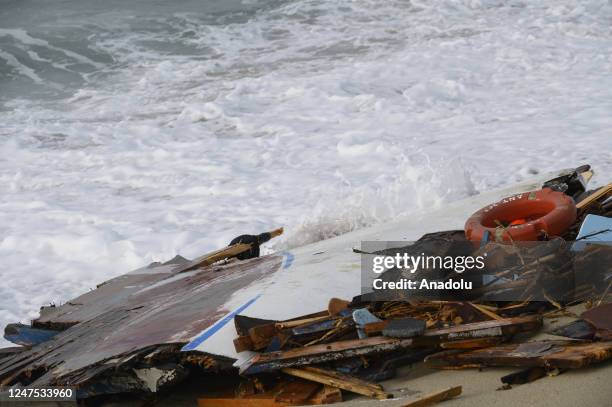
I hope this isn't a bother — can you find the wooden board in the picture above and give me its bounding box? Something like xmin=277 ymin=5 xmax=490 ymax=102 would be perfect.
xmin=427 ymin=341 xmax=612 ymax=369
xmin=240 ymin=336 xmax=413 ymax=375
xmin=399 ymin=386 xmax=462 ymax=407
xmin=282 ymin=366 xmax=390 ymax=399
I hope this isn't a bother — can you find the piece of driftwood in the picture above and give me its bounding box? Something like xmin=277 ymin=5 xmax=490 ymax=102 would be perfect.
xmin=282 ymin=366 xmax=390 ymax=399
xmin=427 ymin=341 xmax=612 ymax=369
xmin=398 ymin=386 xmax=462 ymax=407
xmin=240 ymin=337 xmax=413 ymax=375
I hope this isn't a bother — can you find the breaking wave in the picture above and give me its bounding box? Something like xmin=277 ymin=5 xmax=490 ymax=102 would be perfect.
xmin=1 ymin=0 xmax=612 ymax=345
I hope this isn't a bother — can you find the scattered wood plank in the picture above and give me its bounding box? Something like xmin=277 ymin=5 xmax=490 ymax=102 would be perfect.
xmin=415 ymin=315 xmax=541 ymax=345
xmin=276 ymin=315 xmax=331 ymax=330
xmin=282 ymin=366 xmax=391 ymax=400
xmin=234 ymin=335 xmax=255 ymax=353
xmin=440 ymin=337 xmax=503 ymax=349
xmin=198 ymin=396 xmax=291 ymax=407
xmin=500 ymin=367 xmax=547 ymax=385
xmin=240 ymin=336 xmax=413 ymax=375
xmin=309 ymin=385 xmax=342 ymax=404
xmin=399 ymin=386 xmax=462 ymax=407
xmin=328 ymin=298 xmax=350 ymax=316
xmin=427 ymin=341 xmax=612 ymax=369
xmin=249 ymin=324 xmax=279 ymax=351
xmin=468 ymin=302 xmax=504 ymax=321
xmin=198 ymin=380 xmax=337 ymax=407
xmin=364 ymin=321 xmax=389 ymax=335
xmin=274 ymin=380 xmax=321 ymax=404
xmin=576 ymin=183 xmax=612 ymax=212
xmin=175 ymin=243 xmax=253 ymax=273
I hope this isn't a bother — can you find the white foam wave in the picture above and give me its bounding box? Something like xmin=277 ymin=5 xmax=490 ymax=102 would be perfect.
xmin=1 ymin=0 xmax=612 ymax=342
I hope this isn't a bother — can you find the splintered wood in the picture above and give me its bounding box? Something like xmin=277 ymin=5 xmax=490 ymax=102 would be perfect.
xmin=198 ymin=379 xmax=341 ymax=407
xmin=426 ymin=341 xmax=612 ymax=369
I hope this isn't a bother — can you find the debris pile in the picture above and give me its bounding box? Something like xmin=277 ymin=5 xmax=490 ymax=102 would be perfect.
xmin=1 ymin=167 xmax=611 ymax=406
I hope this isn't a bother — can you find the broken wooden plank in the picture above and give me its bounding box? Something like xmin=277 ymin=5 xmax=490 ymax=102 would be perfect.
xmin=282 ymin=366 xmax=391 ymax=400
xmin=581 ymin=302 xmax=612 ymax=339
xmin=175 ymin=242 xmax=253 ymax=273
xmin=198 ymin=380 xmax=332 ymax=407
xmin=363 ymin=321 xmax=389 ymax=335
xmin=274 ymin=380 xmax=321 ymax=404
xmin=240 ymin=336 xmax=413 ymax=375
xmin=576 ymin=183 xmax=612 ymax=212
xmin=415 ymin=315 xmax=541 ymax=345
xmin=276 ymin=315 xmax=331 ymax=330
xmin=440 ymin=337 xmax=503 ymax=349
xmin=500 ymin=367 xmax=547 ymax=385
xmin=468 ymin=302 xmax=504 ymax=321
xmin=549 ymin=320 xmax=596 ymax=340
xmin=399 ymin=386 xmax=462 ymax=407
xmin=234 ymin=335 xmax=255 ymax=353
xmin=427 ymin=341 xmax=612 ymax=369
xmin=309 ymin=385 xmax=342 ymax=404
xmin=198 ymin=396 xmax=292 ymax=407
xmin=382 ymin=318 xmax=426 ymax=338
xmin=328 ymin=298 xmax=350 ymax=316
xmin=249 ymin=324 xmax=279 ymax=351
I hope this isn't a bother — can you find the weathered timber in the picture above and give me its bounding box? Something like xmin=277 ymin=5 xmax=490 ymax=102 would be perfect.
xmin=500 ymin=367 xmax=547 ymax=385
xmin=427 ymin=341 xmax=612 ymax=369
xmin=240 ymin=337 xmax=413 ymax=375
xmin=399 ymin=386 xmax=462 ymax=407
xmin=282 ymin=366 xmax=391 ymax=400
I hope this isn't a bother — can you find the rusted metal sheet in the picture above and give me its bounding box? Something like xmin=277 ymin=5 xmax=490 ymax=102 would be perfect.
xmin=0 ymin=254 xmax=282 ymax=391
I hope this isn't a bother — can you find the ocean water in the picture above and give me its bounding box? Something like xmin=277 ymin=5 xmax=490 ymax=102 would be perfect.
xmin=1 ymin=0 xmax=611 ymax=345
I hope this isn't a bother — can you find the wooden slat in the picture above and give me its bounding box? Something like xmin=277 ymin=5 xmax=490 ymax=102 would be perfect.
xmin=175 ymin=243 xmax=253 ymax=273
xmin=308 ymin=385 xmax=342 ymax=404
xmin=234 ymin=335 xmax=255 ymax=353
xmin=440 ymin=337 xmax=503 ymax=349
xmin=198 ymin=397 xmax=290 ymax=407
xmin=468 ymin=302 xmax=504 ymax=321
xmin=399 ymin=386 xmax=462 ymax=407
xmin=240 ymin=336 xmax=413 ymax=375
xmin=282 ymin=367 xmax=391 ymax=400
xmin=576 ymin=183 xmax=612 ymax=211
xmin=274 ymin=380 xmax=321 ymax=403
xmin=428 ymin=341 xmax=612 ymax=369
xmin=276 ymin=315 xmax=331 ymax=330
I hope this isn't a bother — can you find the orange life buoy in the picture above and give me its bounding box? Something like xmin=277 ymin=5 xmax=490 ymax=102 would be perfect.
xmin=465 ymin=188 xmax=576 ymax=243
